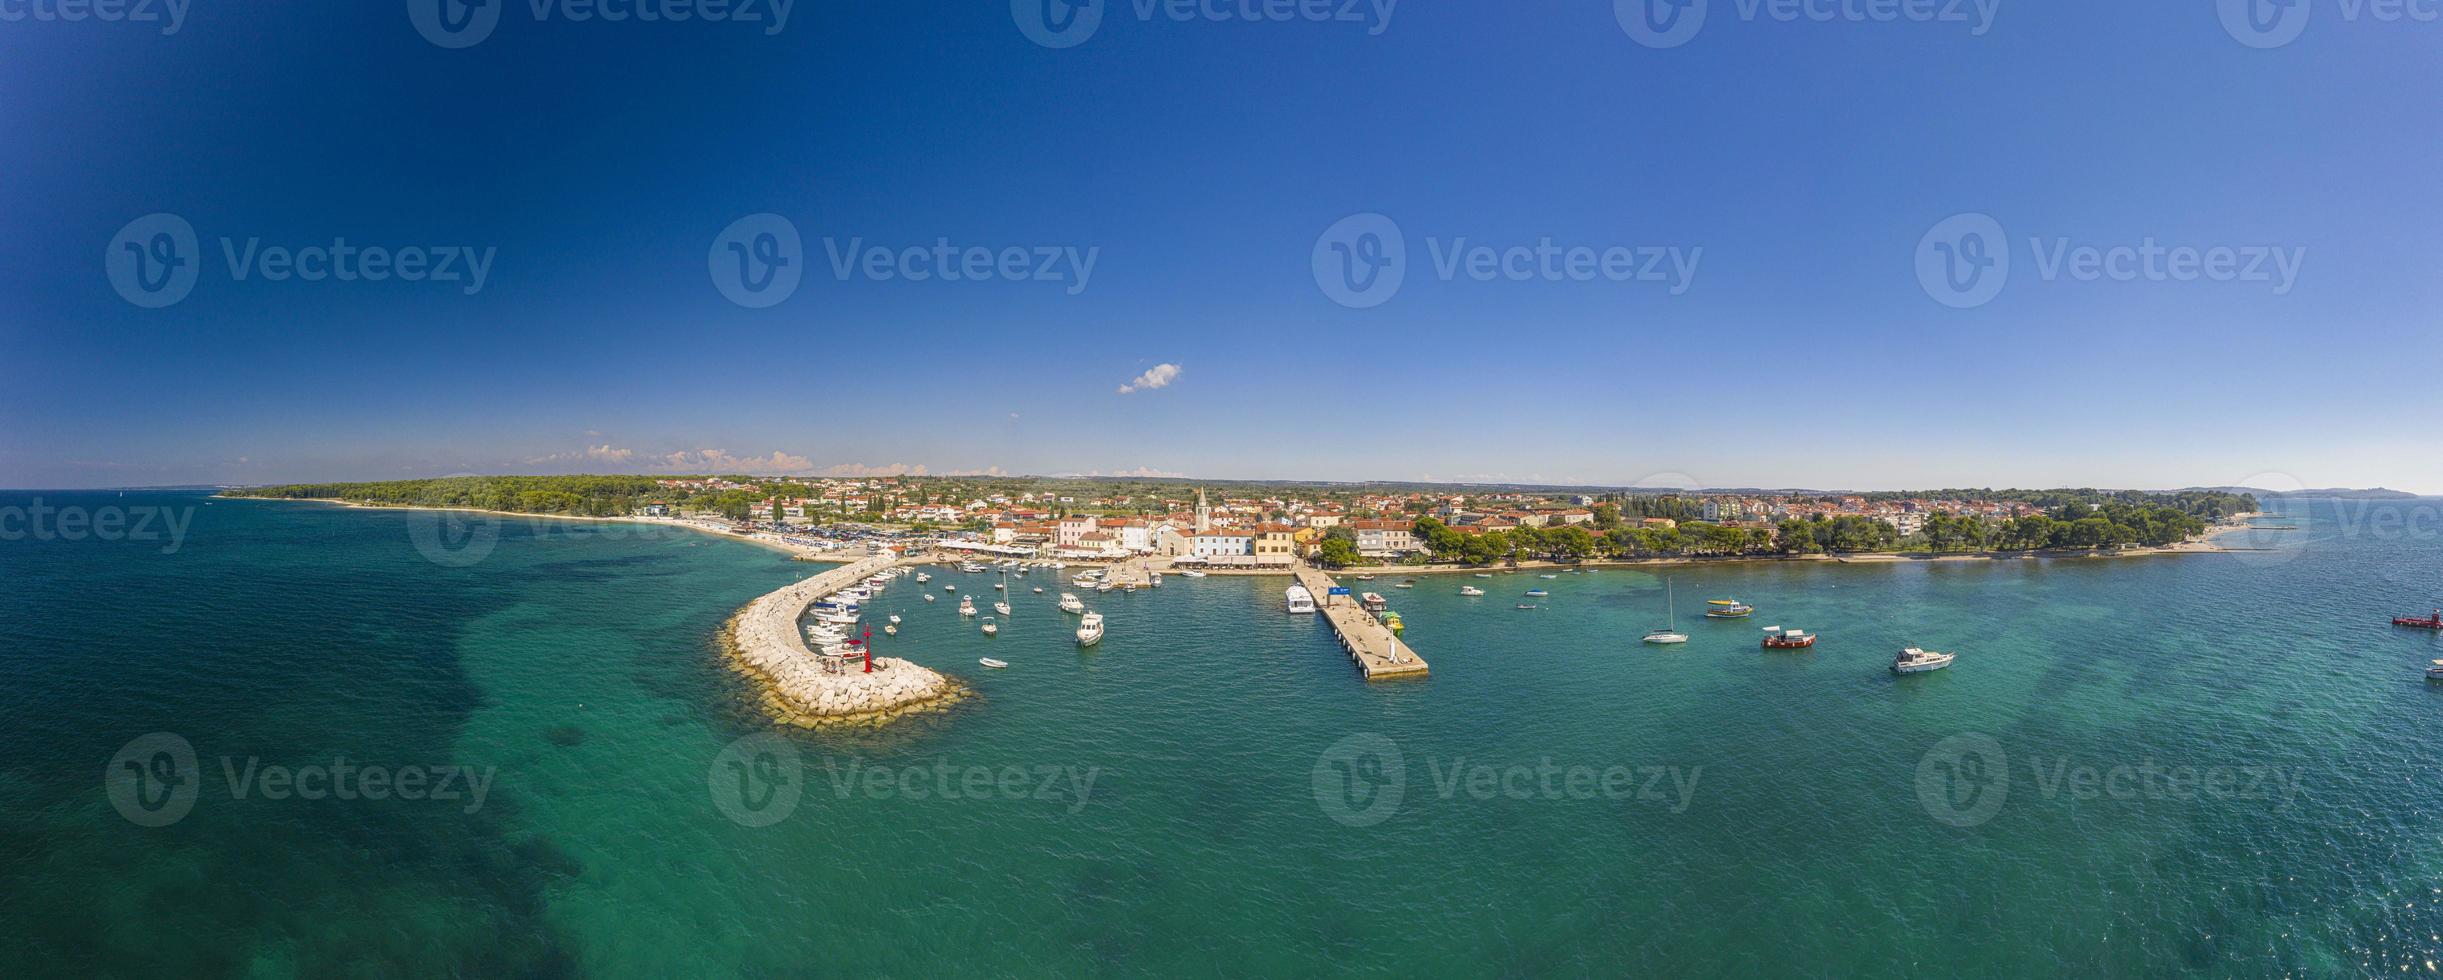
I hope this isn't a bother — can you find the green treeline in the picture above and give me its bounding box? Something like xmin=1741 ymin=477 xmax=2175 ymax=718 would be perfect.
xmin=220 ymin=476 xmax=769 ymax=521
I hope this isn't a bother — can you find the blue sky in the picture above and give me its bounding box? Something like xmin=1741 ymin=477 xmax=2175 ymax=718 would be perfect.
xmin=3 ymin=1 xmax=2439 ymax=491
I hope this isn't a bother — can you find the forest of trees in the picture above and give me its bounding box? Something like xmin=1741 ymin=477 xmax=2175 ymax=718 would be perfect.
xmin=222 ymin=476 xmax=773 ymax=522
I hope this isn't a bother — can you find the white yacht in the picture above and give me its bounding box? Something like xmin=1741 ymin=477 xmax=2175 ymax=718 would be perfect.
xmin=1075 ymin=611 xmax=1105 ymax=647
xmin=1892 ymin=647 xmax=1956 ymax=674
xmin=993 ymin=600 xmax=1012 ymax=616
xmin=1459 ymin=585 xmax=1486 ymax=597
xmin=1285 ymin=584 xmax=1318 ymax=614
xmin=958 ymin=595 xmax=977 ymax=617
xmin=1058 ymin=593 xmax=1086 ymax=615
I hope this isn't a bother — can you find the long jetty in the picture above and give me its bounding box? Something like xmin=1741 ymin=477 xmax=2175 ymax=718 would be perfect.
xmin=1293 ymin=564 xmax=1428 ymax=680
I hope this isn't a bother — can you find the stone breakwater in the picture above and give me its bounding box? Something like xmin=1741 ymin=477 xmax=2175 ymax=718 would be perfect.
xmin=723 ymin=555 xmax=968 ymax=728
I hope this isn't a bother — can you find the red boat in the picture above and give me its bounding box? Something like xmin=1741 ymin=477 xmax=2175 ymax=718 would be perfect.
xmin=1762 ymin=629 xmax=1817 ymax=649
xmin=2396 ymin=609 xmax=2443 ymax=630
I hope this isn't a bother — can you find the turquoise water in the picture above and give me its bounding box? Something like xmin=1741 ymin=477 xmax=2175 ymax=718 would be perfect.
xmin=7 ymin=492 xmax=2443 ymax=976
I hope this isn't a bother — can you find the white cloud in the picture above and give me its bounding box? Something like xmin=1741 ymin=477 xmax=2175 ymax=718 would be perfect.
xmin=1116 ymin=363 xmax=1182 ymax=394
xmin=821 ymin=462 xmax=931 ymax=478
xmin=655 ymin=448 xmax=815 ymax=474
xmin=527 ymin=444 xmax=637 ymax=465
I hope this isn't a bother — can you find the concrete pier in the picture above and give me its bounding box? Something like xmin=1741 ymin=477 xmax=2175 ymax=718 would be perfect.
xmin=1293 ymin=565 xmax=1428 ymax=680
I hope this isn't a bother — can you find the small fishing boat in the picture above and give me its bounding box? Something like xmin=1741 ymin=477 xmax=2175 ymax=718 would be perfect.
xmin=943 ymin=584 xmax=956 ymax=592
xmin=1032 ymin=586 xmax=1045 ymax=594
xmin=1097 ymin=581 xmax=1116 ymax=592
xmin=1762 ymin=627 xmax=1816 ymax=650
xmin=1459 ymin=586 xmax=1486 ymax=597
xmin=1525 ymin=588 xmax=1549 ymax=598
xmin=979 ymin=657 xmax=1008 ymax=669
xmin=1892 ymin=647 xmax=1955 ymax=674
xmin=1382 ymin=611 xmax=1405 ymax=636
xmin=993 ymin=582 xmax=1005 ymax=591
xmin=1076 ymin=611 xmax=1105 ymax=647
xmin=1704 ymin=599 xmax=1754 ymax=619
xmin=1059 ymin=593 xmax=1085 ymax=614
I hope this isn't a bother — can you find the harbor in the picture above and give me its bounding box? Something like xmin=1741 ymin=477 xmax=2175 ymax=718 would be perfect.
xmin=1293 ymin=564 xmax=1429 ymax=679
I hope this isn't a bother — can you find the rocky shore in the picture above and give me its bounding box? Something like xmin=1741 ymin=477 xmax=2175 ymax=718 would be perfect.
xmin=722 ymin=555 xmax=968 ymax=728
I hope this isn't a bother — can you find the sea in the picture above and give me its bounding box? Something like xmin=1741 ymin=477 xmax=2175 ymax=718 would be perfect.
xmin=5 ymin=491 xmax=2443 ymax=976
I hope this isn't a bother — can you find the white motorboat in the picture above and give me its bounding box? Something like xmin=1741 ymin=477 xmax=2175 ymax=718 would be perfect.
xmin=1642 ymin=577 xmax=1689 ymax=645
xmin=1032 ymin=586 xmax=1045 ymax=594
xmin=888 ymin=614 xmax=902 ymax=625
xmin=2428 ymin=659 xmax=2443 ymax=682
xmin=1180 ymin=570 xmax=1207 ymax=578
xmin=1285 ymin=585 xmax=1317 ymax=614
xmin=981 ymin=616 xmax=998 ymax=636
xmin=942 ymin=584 xmax=956 ymax=592
xmin=1059 ymin=593 xmax=1085 ymax=615
xmin=979 ymin=657 xmax=1008 ymax=669
xmin=1459 ymin=586 xmax=1486 ymax=597
xmin=923 ymin=593 xmax=936 ymax=603
xmin=915 ymin=572 xmax=931 ymax=583
xmin=1097 ymin=581 xmax=1116 ymax=592
xmin=1893 ymin=647 xmax=1956 ymax=674
xmin=958 ymin=596 xmax=977 ymax=617
xmin=1075 ymin=611 xmax=1105 ymax=647
xmin=884 ymin=624 xmax=898 ymax=636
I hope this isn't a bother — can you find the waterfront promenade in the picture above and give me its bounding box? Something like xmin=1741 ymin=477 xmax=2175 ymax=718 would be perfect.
xmin=1293 ymin=564 xmax=1429 ymax=680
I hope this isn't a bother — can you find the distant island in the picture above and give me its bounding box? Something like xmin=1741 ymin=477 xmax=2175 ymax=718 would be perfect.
xmin=220 ymin=476 xmax=2260 ymax=566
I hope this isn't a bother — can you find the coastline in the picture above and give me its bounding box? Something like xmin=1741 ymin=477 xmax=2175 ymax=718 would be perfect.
xmin=224 ymin=495 xmax=865 ymax=560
